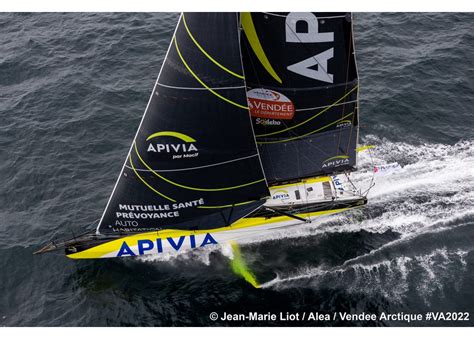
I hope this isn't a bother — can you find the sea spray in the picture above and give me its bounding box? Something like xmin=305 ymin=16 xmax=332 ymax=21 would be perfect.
xmin=229 ymin=242 xmax=260 ymax=288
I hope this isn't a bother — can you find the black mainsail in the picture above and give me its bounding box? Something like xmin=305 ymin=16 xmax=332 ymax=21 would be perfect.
xmin=96 ymin=13 xmax=269 ymax=235
xmin=35 ymin=12 xmax=368 ymax=260
xmin=240 ymin=12 xmax=359 ymax=184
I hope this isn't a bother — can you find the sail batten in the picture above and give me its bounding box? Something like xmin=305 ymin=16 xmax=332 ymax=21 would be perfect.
xmin=96 ymin=13 xmax=270 ymax=235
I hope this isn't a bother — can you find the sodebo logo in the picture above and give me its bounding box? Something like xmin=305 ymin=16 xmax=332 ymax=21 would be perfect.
xmin=146 ymin=131 xmax=199 ymax=160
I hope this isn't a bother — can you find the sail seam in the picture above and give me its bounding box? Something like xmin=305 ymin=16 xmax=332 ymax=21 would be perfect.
xmin=236 ymin=11 xmax=271 ymax=193
xmin=255 ymin=85 xmax=358 ymax=138
xmin=295 ymin=99 xmax=357 ymax=112
xmin=246 ymin=81 xmax=357 ymax=92
xmin=123 ymin=153 xmax=260 ymax=172
xmin=174 ymin=36 xmax=248 ymax=110
xmin=157 ymin=83 xmax=245 ymax=91
xmin=257 ymin=112 xmax=354 ymax=145
xmin=134 ymin=143 xmax=266 ymax=192
xmin=182 ymin=13 xmax=245 ymax=79
xmin=128 ymin=153 xmax=177 ymax=202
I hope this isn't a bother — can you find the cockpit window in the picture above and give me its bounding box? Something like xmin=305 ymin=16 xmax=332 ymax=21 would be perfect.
xmin=295 ymin=190 xmax=301 ymax=200
xmin=322 ymin=182 xmax=332 ymax=199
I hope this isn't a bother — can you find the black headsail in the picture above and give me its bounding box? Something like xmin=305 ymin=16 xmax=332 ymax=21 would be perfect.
xmin=96 ymin=13 xmax=269 ymax=235
xmin=240 ymin=12 xmax=359 ymax=184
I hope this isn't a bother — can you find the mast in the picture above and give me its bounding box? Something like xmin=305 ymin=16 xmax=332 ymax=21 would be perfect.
xmin=240 ymin=12 xmax=359 ymax=184
xmin=96 ymin=13 xmax=270 ymax=235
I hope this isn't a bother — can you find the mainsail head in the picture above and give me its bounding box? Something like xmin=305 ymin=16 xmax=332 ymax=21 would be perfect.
xmin=240 ymin=12 xmax=359 ymax=184
xmin=96 ymin=13 xmax=269 ymax=235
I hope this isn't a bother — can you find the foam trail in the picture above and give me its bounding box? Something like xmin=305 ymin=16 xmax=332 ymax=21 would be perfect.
xmin=239 ymin=138 xmax=474 ymax=244
xmin=137 ymin=243 xmax=219 ymax=265
xmin=258 ymin=138 xmax=474 ymax=299
xmin=139 ymin=138 xmax=474 ymax=275
xmin=261 ymin=248 xmax=469 ymax=304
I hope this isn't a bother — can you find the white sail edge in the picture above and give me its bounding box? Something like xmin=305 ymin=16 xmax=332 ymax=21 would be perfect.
xmin=95 ymin=14 xmax=184 ymax=235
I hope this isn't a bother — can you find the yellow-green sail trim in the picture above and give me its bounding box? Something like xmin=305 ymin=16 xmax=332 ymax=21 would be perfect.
xmin=255 ymin=85 xmax=358 ymax=138
xmin=134 ymin=142 xmax=266 ymax=192
xmin=174 ymin=36 xmax=248 ymax=110
xmin=257 ymin=112 xmax=354 ymax=145
xmin=146 ymin=131 xmax=196 ymax=143
xmin=241 ymin=12 xmax=282 ymax=84
xmin=182 ymin=13 xmax=244 ymax=80
xmin=128 ymin=153 xmax=176 ymax=202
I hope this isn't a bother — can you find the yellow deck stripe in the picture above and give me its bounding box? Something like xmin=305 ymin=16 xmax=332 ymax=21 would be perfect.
xmin=182 ymin=14 xmax=244 ymax=79
xmin=174 ymin=36 xmax=248 ymax=110
xmin=255 ymin=85 xmax=358 ymax=138
xmin=257 ymin=112 xmax=354 ymax=145
xmin=134 ymin=143 xmax=265 ymax=192
xmin=241 ymin=12 xmax=282 ymax=84
xmin=270 ymin=176 xmax=331 ymax=190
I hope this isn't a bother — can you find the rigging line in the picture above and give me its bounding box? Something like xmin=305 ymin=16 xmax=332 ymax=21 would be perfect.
xmin=246 ymin=80 xmax=358 ymax=92
xmin=263 ymin=12 xmax=348 ymax=19
xmin=173 ymin=36 xmax=248 ymax=110
xmin=284 ymin=19 xmax=331 ymax=77
xmin=94 ymin=13 xmax=184 ymax=235
xmin=157 ymin=82 xmax=245 ymax=91
xmin=345 ymin=63 xmax=358 ymax=154
xmin=279 ymin=124 xmax=346 ymax=174
xmin=124 ymin=154 xmax=261 ymax=173
xmin=265 ymin=116 xmax=336 ymax=170
xmin=299 ymin=132 xmax=336 ymax=161
xmin=257 ymin=112 xmax=354 ymax=145
xmin=236 ymin=12 xmax=270 ymax=192
xmin=128 ymin=153 xmax=176 ymax=203
xmin=255 ymin=85 xmax=358 ymax=138
xmin=295 ymin=99 xmax=357 ymax=112
xmin=134 ymin=143 xmax=266 ymax=192
xmin=197 ymin=200 xmax=261 ymax=209
xmin=338 ymin=16 xmax=356 ymax=156
xmin=182 ymin=13 xmax=245 ymax=79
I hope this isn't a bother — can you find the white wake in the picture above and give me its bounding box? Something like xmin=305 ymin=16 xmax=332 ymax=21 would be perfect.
xmin=139 ymin=137 xmax=474 ymax=300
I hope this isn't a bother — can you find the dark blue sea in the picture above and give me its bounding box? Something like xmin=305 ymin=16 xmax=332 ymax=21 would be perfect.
xmin=0 ymin=13 xmax=473 ymax=326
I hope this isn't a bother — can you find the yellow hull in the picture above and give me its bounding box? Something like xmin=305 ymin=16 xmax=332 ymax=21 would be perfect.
xmin=67 ymin=207 xmax=354 ymax=259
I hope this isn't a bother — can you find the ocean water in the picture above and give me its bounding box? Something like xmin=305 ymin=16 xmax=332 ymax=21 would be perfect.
xmin=0 ymin=13 xmax=473 ymax=326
